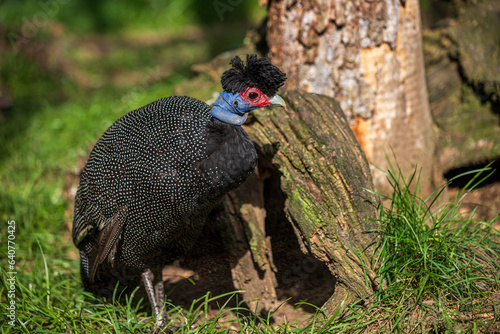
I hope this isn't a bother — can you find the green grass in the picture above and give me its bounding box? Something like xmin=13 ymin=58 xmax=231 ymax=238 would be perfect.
xmin=376 ymin=163 xmax=499 ymax=304
xmin=363 ymin=160 xmax=500 ymax=333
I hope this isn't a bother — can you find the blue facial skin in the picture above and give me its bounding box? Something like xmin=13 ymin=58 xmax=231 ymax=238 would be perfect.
xmin=210 ymin=91 xmax=260 ymax=126
xmin=211 ymin=91 xmax=286 ymax=125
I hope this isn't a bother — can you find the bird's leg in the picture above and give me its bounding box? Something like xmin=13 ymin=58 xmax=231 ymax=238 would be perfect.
xmin=154 ymin=272 xmax=180 ymax=333
xmin=141 ymin=269 xmax=168 ymax=332
xmin=154 ymin=280 xmax=167 ymax=324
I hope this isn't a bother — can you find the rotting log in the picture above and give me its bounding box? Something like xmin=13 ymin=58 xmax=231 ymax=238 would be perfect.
xmin=219 ymin=90 xmax=380 ymax=315
xmin=218 ymin=169 xmax=279 ymax=314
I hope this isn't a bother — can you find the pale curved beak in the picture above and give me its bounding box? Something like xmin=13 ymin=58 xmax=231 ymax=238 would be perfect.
xmin=268 ymin=94 xmax=286 ymax=108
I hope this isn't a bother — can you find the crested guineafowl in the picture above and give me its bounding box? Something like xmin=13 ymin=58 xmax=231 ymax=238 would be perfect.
xmin=72 ymin=54 xmax=286 ymax=330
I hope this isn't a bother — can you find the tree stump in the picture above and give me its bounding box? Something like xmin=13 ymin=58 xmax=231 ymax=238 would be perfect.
xmin=219 ymin=90 xmax=380 ymax=315
xmin=265 ymin=0 xmax=443 ymax=198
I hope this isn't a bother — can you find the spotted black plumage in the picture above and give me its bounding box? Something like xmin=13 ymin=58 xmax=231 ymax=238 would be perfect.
xmin=72 ymin=54 xmax=286 ymax=330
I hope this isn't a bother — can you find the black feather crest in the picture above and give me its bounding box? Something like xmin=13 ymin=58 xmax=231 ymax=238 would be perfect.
xmin=221 ymin=54 xmax=286 ymax=97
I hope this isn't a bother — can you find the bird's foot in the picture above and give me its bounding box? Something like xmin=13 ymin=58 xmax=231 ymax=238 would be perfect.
xmin=154 ymin=319 xmax=178 ymax=334
xmin=153 ymin=306 xmax=171 ymax=333
xmin=142 ymin=270 xmax=176 ymax=333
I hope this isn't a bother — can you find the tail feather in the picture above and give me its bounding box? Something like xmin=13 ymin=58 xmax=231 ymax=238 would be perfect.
xmin=79 ymin=250 xmax=140 ymax=300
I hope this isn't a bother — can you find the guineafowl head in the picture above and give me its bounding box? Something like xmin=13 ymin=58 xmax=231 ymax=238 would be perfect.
xmin=211 ymin=54 xmax=287 ymax=125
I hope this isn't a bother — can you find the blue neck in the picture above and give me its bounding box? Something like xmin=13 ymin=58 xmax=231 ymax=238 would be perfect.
xmin=210 ymin=91 xmax=252 ymax=126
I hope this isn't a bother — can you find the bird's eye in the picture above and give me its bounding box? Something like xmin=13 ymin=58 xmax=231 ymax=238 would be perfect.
xmin=239 ymin=87 xmax=269 ymax=107
xmin=234 ymin=100 xmax=239 ymax=107
xmin=245 ymin=89 xmax=261 ymax=101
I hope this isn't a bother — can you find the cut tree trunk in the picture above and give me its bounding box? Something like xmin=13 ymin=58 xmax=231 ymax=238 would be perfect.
xmin=266 ymin=0 xmax=443 ymax=197
xmin=218 ymin=90 xmax=380 ymax=315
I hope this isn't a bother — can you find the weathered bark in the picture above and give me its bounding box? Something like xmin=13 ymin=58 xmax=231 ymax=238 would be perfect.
xmin=267 ymin=0 xmax=443 ymax=197
xmin=220 ymin=90 xmax=380 ymax=314
xmin=176 ymin=52 xmax=380 ymax=316
xmin=449 ymin=0 xmax=500 ymax=102
xmin=422 ymin=0 xmax=500 ymax=172
xmin=218 ymin=170 xmax=279 ymax=314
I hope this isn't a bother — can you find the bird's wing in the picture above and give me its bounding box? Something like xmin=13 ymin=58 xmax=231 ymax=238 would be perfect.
xmin=90 ymin=206 xmax=128 ymax=282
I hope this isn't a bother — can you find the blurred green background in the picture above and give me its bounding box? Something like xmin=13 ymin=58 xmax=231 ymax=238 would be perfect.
xmin=0 ymin=0 xmax=266 ymax=264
